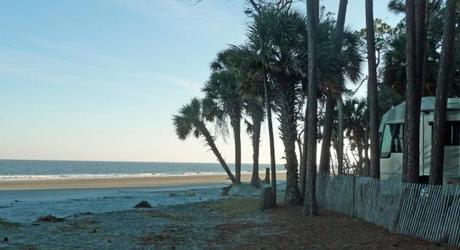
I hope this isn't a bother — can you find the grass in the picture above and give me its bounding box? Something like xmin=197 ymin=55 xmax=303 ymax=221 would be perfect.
xmin=206 ymin=197 xmax=259 ymax=217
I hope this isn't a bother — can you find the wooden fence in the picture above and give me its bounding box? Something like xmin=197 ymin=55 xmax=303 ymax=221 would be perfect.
xmin=316 ymin=174 xmax=460 ymax=246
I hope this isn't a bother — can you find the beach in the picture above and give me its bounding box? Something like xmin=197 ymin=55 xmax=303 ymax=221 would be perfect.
xmin=0 ymin=174 xmax=455 ymax=249
xmin=0 ymin=173 xmax=286 ymax=190
xmin=1 ymin=196 xmax=453 ymax=249
xmin=0 ymin=173 xmax=286 ymax=223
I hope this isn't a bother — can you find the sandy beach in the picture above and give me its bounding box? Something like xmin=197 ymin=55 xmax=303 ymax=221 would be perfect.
xmin=1 ymin=196 xmax=453 ymax=249
xmin=0 ymin=173 xmax=286 ymax=190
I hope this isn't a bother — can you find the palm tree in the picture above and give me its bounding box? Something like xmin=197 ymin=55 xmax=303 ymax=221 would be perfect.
xmin=203 ymin=49 xmax=245 ymax=184
xmin=316 ymin=3 xmax=364 ymax=176
xmin=318 ymin=0 xmax=348 ymax=175
xmin=235 ymin=46 xmax=266 ymax=188
xmin=173 ymin=98 xmax=237 ymax=184
xmin=247 ymin=5 xmax=279 ymax=205
xmin=343 ymin=98 xmax=370 ymax=175
xmin=249 ymin=8 xmax=307 ymax=205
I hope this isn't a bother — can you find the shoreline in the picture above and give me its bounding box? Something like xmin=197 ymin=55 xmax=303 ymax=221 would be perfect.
xmin=0 ymin=173 xmax=286 ymax=191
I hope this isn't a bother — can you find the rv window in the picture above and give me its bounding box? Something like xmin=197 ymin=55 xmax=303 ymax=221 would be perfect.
xmin=381 ymin=125 xmax=392 ymax=157
xmin=380 ymin=123 xmax=404 ymax=158
xmin=429 ymin=121 xmax=460 ymax=146
xmin=446 ymin=122 xmax=460 ymax=146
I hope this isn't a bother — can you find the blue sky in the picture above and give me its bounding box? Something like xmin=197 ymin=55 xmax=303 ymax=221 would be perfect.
xmin=0 ymin=0 xmax=401 ymax=163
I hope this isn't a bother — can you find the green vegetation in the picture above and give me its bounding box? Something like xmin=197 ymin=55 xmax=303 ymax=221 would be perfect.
xmin=173 ymin=0 xmax=459 ymax=211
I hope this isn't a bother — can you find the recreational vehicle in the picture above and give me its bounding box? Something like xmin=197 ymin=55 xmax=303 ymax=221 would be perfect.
xmin=379 ymin=97 xmax=460 ymax=183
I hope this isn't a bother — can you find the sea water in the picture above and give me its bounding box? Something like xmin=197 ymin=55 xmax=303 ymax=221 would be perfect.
xmin=0 ymin=159 xmax=285 ymax=181
xmin=0 ymin=160 xmax=285 ymax=222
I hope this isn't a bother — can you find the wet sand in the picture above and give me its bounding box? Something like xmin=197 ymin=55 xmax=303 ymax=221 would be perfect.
xmin=0 ymin=173 xmax=286 ymax=190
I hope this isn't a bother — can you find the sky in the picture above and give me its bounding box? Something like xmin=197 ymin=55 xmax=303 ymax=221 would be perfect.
xmin=0 ymin=0 xmax=401 ymax=163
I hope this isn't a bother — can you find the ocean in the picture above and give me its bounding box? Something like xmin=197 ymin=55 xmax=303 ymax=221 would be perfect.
xmin=0 ymin=159 xmax=284 ymax=181
xmin=0 ymin=159 xmax=287 ymax=222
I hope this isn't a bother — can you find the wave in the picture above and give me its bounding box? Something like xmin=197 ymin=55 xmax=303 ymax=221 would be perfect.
xmin=0 ymin=171 xmax=257 ymax=182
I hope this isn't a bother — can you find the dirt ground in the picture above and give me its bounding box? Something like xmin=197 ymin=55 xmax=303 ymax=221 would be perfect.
xmin=187 ymin=198 xmax=458 ymax=250
xmin=1 ymin=197 xmax=458 ymax=249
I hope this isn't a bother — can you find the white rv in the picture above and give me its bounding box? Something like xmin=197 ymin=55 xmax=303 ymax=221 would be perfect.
xmin=379 ymin=97 xmax=460 ymax=183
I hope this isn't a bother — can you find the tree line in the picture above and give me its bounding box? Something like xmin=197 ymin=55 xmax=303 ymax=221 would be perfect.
xmin=173 ymin=0 xmax=459 ymax=214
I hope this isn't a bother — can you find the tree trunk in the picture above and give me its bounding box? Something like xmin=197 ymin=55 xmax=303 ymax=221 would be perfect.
xmin=403 ymin=0 xmax=421 ymax=183
xmin=199 ymin=123 xmax=237 ymax=184
xmin=283 ymin=135 xmax=301 ymax=204
xmin=231 ymin=115 xmax=242 ymax=184
xmin=280 ymin=82 xmax=301 ymax=205
xmin=250 ymin=114 xmax=262 ymax=187
xmin=264 ymin=72 xmax=277 ymax=206
xmin=364 ymin=133 xmax=371 ymax=176
xmin=300 ymin=109 xmax=307 ymax=198
xmin=337 ymin=95 xmax=344 ymax=175
xmin=415 ymin=0 xmax=427 ymax=96
xmin=304 ymin=0 xmax=319 ymax=216
xmin=366 ymin=0 xmax=381 ymax=179
xmin=319 ymin=96 xmax=335 ymax=174
xmin=318 ymin=0 xmax=348 ymax=176
xmin=430 ymin=0 xmax=457 ymax=185
xmin=334 ymin=0 xmax=348 ymax=53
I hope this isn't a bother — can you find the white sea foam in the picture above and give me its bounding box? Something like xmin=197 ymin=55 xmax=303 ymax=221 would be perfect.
xmin=0 ymin=171 xmax=255 ymax=182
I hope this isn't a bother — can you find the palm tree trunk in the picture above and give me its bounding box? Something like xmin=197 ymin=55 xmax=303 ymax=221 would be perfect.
xmin=304 ymin=0 xmax=319 ymax=216
xmin=283 ymin=135 xmax=301 ymax=204
xmin=430 ymin=0 xmax=457 ymax=185
xmin=318 ymin=0 xmax=348 ymax=176
xmin=199 ymin=123 xmax=237 ymax=184
xmin=319 ymin=96 xmax=335 ymax=174
xmin=337 ymin=95 xmax=344 ymax=175
xmin=300 ymin=122 xmax=307 ymax=197
xmin=231 ymin=115 xmax=242 ymax=184
xmin=365 ymin=0 xmax=381 ymax=179
xmin=250 ymin=115 xmax=262 ymax=187
xmin=264 ymin=72 xmax=277 ymax=206
xmin=403 ymin=0 xmax=421 ymax=183
xmin=279 ymin=105 xmax=300 ymax=204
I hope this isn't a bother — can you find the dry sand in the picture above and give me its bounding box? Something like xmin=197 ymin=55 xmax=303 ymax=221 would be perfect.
xmin=0 ymin=173 xmax=286 ymax=190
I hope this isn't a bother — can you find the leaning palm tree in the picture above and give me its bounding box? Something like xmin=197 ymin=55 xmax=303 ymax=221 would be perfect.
xmin=317 ymin=19 xmax=363 ymax=175
xmin=203 ymin=50 xmax=244 ymax=183
xmin=173 ymin=98 xmax=237 ymax=184
xmin=249 ymin=7 xmax=307 ymax=204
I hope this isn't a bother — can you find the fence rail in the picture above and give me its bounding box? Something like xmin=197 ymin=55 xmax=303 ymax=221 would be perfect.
xmin=316 ymin=174 xmax=460 ymax=246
